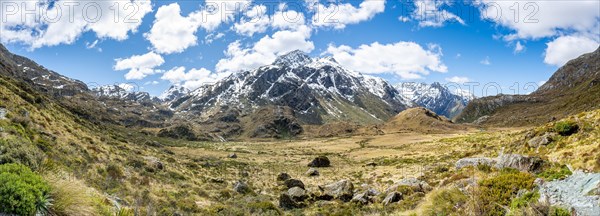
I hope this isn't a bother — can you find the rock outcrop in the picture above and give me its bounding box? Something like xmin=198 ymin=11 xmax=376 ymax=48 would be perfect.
xmin=308 ymin=156 xmax=331 ymax=167
xmin=538 ymin=171 xmax=600 ymax=215
xmin=318 ymin=179 xmax=354 ymax=202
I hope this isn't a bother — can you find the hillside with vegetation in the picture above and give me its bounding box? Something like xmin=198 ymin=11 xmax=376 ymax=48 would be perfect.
xmin=0 ymin=45 xmax=599 ymax=215
xmin=455 ymin=47 xmax=600 ymax=126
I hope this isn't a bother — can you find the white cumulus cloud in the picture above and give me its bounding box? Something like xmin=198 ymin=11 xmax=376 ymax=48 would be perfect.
xmin=114 ymin=52 xmax=165 ymax=80
xmin=514 ymin=41 xmax=525 ymax=54
xmin=233 ymin=5 xmax=270 ymax=36
xmin=216 ymin=25 xmax=314 ymax=72
xmin=411 ymin=0 xmax=465 ymax=27
xmin=475 ymin=0 xmax=599 ymax=40
xmin=145 ymin=0 xmax=251 ymax=54
xmin=325 ymin=41 xmax=447 ymax=79
xmin=0 ymin=0 xmax=152 ymax=49
xmin=161 ymin=67 xmax=231 ymax=90
xmin=445 ymin=76 xmax=470 ymax=84
xmin=308 ymin=0 xmax=386 ymax=29
xmin=144 ymin=3 xmax=202 ymax=54
xmin=233 ymin=3 xmax=307 ymax=36
xmin=544 ymin=35 xmax=599 ymax=67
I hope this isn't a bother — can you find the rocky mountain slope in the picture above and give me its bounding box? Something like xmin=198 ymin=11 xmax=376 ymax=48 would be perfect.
xmin=396 ymin=82 xmax=475 ymax=119
xmin=168 ymin=50 xmax=413 ymax=125
xmin=159 ymin=85 xmax=190 ymax=104
xmin=455 ymin=47 xmax=600 ymax=126
xmin=0 ymin=44 xmax=171 ymax=127
xmin=92 ymin=84 xmax=153 ymax=103
xmin=0 ymin=44 xmax=88 ymax=97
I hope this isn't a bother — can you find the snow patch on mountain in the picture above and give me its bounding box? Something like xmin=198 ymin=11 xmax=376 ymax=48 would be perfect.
xmin=396 ymin=82 xmax=476 ymax=119
xmin=92 ymin=84 xmax=151 ymax=102
xmin=171 ymin=50 xmax=411 ymax=124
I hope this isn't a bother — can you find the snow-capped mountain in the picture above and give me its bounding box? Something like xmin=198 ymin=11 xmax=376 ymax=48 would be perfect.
xmin=396 ymin=82 xmax=475 ymax=118
xmin=158 ymin=85 xmax=190 ymax=104
xmin=92 ymin=84 xmax=152 ymax=102
xmin=169 ymin=50 xmax=412 ymax=124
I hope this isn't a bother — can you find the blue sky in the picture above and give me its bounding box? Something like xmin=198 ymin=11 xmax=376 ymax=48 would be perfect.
xmin=1 ymin=0 xmax=599 ymax=97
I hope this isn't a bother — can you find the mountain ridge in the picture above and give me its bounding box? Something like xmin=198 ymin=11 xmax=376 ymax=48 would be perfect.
xmin=168 ymin=50 xmax=413 ymax=125
xmin=396 ymin=82 xmax=475 ymax=119
xmin=455 ymin=46 xmax=600 ymax=125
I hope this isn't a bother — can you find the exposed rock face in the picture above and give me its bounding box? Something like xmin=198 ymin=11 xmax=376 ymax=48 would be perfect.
xmin=91 ymin=84 xmax=152 ymax=103
xmin=306 ymin=168 xmax=319 ymax=176
xmin=382 ymin=192 xmax=402 ymax=205
xmin=279 ymin=192 xmax=305 ymax=209
xmin=455 ymin=157 xmax=497 ymax=169
xmin=456 ymin=154 xmax=546 ymax=173
xmin=308 ymin=156 xmax=331 ymax=167
xmin=248 ymin=106 xmax=303 ymax=138
xmin=287 ymin=187 xmax=308 ymax=202
xmin=495 ymin=154 xmax=545 ymax=173
xmin=159 ymin=85 xmax=190 ymax=105
xmin=284 ymin=179 xmax=305 ymax=190
xmin=169 ymin=50 xmax=411 ymax=125
xmin=279 ymin=186 xmax=309 ymax=209
xmin=0 ymin=107 xmax=6 ymax=119
xmin=396 ymin=82 xmax=475 ymax=119
xmin=351 ymin=188 xmax=380 ymax=205
xmin=538 ymin=171 xmax=600 ymax=216
xmin=318 ymin=179 xmax=354 ymax=202
xmin=351 ymin=192 xmax=371 ymax=205
xmin=386 ymin=178 xmax=432 ymax=193
xmin=528 ymin=132 xmax=556 ymax=148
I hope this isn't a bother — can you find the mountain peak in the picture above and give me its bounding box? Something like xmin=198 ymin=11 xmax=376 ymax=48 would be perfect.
xmin=273 ymin=50 xmax=313 ymax=68
xmin=322 ymin=56 xmax=338 ymax=64
xmin=159 ymin=85 xmax=190 ymax=101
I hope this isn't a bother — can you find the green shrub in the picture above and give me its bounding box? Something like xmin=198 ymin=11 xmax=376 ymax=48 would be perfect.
xmin=509 ymin=191 xmax=539 ymax=209
xmin=537 ymin=164 xmax=572 ymax=181
xmin=549 ymin=206 xmax=571 ymax=216
xmin=474 ymin=170 xmax=535 ymax=216
xmin=477 ymin=163 xmax=493 ymax=173
xmin=422 ymin=188 xmax=468 ymax=216
xmin=0 ymin=163 xmax=51 ymax=215
xmin=0 ymin=139 xmax=45 ymax=171
xmin=553 ymin=121 xmax=579 ymax=136
xmin=247 ymin=201 xmax=282 ymax=215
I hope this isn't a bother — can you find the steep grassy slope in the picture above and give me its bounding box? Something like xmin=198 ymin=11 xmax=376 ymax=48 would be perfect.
xmin=0 ymin=74 xmax=247 ymax=214
xmin=455 ymin=47 xmax=600 ymax=126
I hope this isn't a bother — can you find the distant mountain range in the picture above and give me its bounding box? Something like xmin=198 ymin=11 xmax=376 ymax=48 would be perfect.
xmin=396 ymin=82 xmax=475 ymax=119
xmin=1 ymin=42 xmax=599 ymax=136
xmin=164 ymin=50 xmax=412 ymax=124
xmin=161 ymin=50 xmax=475 ymax=123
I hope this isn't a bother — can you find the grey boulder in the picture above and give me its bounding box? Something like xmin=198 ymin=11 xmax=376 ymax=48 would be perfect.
xmin=318 ymin=179 xmax=354 ymax=202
